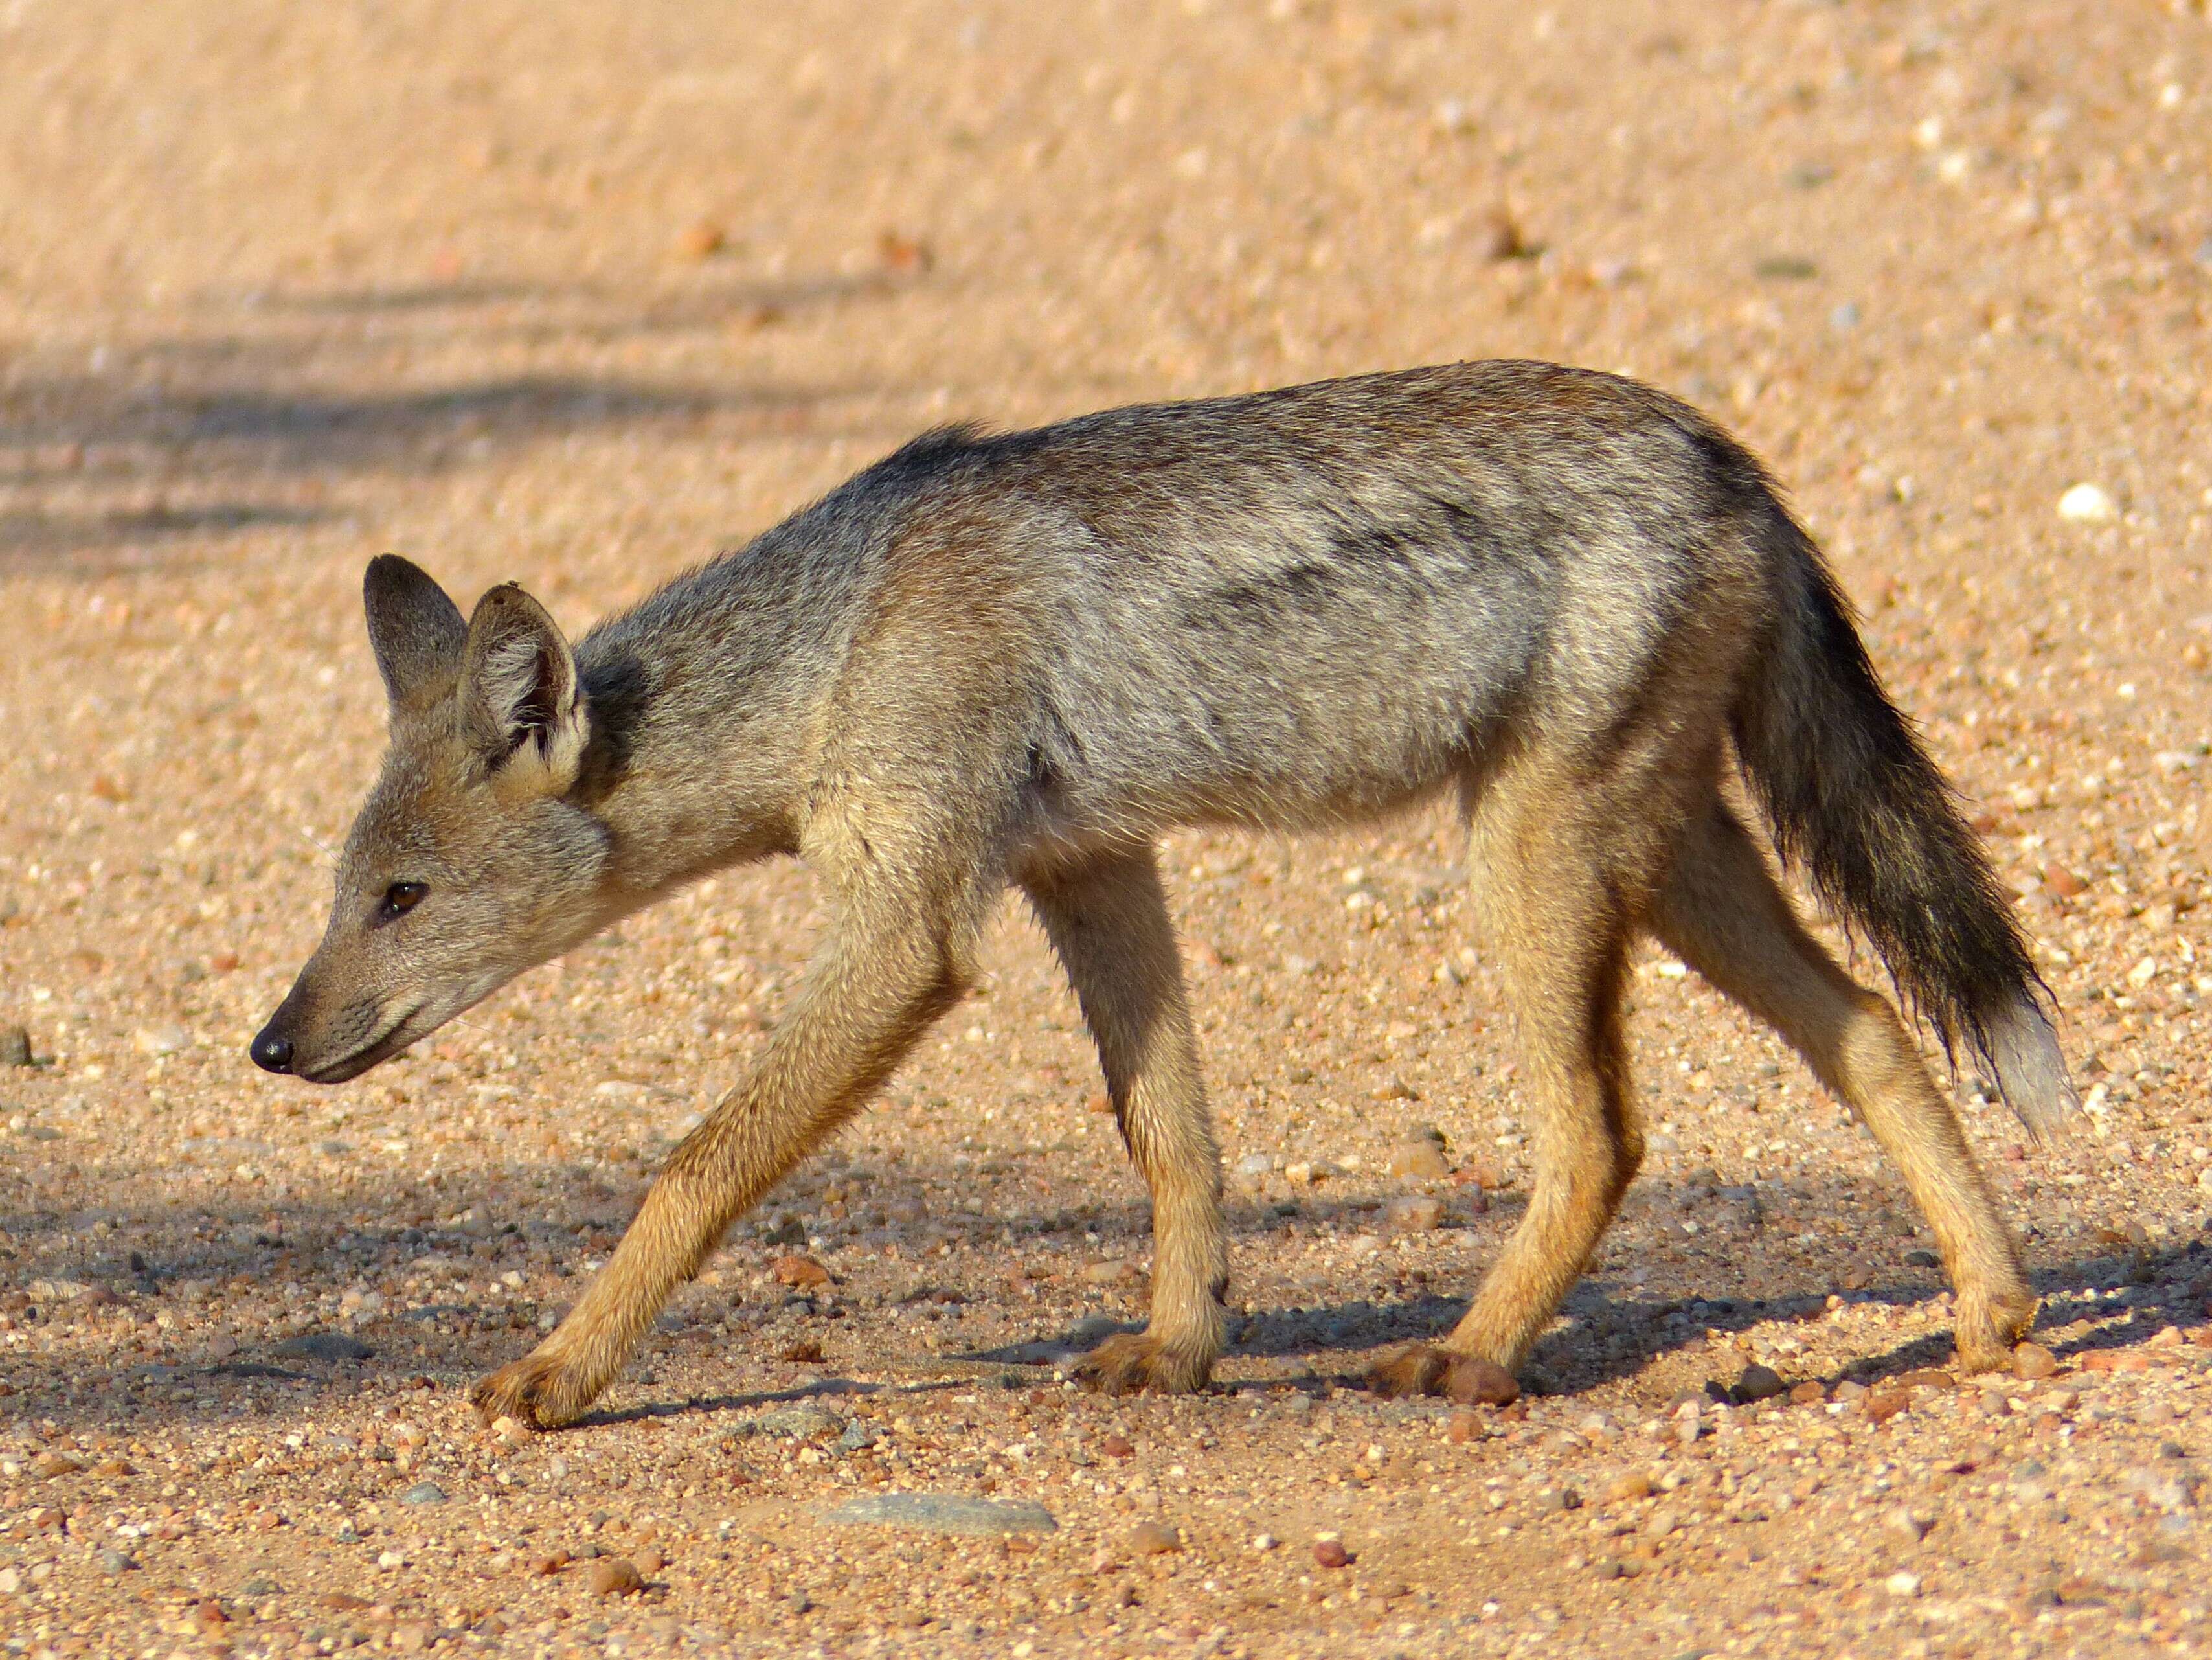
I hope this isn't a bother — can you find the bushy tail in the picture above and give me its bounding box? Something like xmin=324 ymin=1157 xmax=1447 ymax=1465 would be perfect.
xmin=1733 ymin=515 xmax=2078 ymax=1139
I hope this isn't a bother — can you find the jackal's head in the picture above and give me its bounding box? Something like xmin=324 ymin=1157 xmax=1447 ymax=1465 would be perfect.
xmin=251 ymin=556 xmax=609 ymax=1082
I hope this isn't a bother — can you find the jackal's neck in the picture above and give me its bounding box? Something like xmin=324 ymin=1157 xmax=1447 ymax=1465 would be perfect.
xmin=566 ymin=527 xmax=867 ymax=898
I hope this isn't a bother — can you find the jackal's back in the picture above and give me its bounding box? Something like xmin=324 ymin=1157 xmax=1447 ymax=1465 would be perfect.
xmin=576 ymin=361 xmax=1787 ymax=850
xmin=938 ymin=361 xmax=1777 ymax=833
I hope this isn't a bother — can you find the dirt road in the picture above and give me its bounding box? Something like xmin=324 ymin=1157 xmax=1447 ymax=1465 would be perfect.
xmin=3 ymin=2 xmax=2210 ymax=1654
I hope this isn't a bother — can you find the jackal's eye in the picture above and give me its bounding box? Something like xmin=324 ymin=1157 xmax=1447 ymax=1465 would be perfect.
xmin=376 ymin=881 xmax=428 ymax=925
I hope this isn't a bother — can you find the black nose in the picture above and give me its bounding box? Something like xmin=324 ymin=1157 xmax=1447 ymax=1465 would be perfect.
xmin=250 ymin=1029 xmax=295 ymax=1074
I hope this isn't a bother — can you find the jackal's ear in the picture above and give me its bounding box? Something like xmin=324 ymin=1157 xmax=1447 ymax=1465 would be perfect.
xmin=364 ymin=555 xmax=468 ymax=716
xmin=459 ymin=582 xmax=588 ymax=797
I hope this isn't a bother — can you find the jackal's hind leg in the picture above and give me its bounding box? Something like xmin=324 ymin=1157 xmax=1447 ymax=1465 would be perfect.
xmin=1435 ymin=885 xmax=1641 ymax=1376
xmin=1368 ymin=775 xmax=1651 ymax=1400
xmin=1026 ymin=847 xmax=1228 ymax=1396
xmin=1651 ymin=803 xmax=2034 ymax=1372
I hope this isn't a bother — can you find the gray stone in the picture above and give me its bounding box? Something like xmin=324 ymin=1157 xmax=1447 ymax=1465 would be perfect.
xmin=1 ymin=1025 xmax=32 ymax=1067
xmin=822 ymin=1492 xmax=1058 ymax=1537
xmin=1232 ymin=1152 xmax=1274 ymax=1185
xmin=399 ymin=1481 xmax=447 ymax=1507
xmin=1734 ymin=1363 xmax=1788 ymax=1403
xmin=275 ymin=1332 xmax=376 ymax=1361
xmin=97 ymin=1548 xmax=135 ymax=1575
xmin=732 ymin=1402 xmax=844 ymax=1440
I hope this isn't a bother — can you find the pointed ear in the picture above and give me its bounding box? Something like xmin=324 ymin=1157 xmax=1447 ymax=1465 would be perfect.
xmin=459 ymin=582 xmax=589 ymax=795
xmin=364 ymin=555 xmax=467 ymax=715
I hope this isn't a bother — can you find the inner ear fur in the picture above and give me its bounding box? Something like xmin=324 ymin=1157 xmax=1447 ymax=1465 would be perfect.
xmin=460 ymin=583 xmax=589 ymax=795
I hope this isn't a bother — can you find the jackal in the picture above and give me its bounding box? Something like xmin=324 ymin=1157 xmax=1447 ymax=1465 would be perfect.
xmin=251 ymin=361 xmax=2075 ymax=1428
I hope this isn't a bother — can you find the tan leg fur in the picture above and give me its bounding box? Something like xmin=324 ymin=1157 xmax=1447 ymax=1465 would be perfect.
xmin=473 ymin=839 xmax=989 ymax=1428
xmin=1026 ymin=847 xmax=1230 ymax=1394
xmin=1648 ymin=800 xmax=2036 ymax=1370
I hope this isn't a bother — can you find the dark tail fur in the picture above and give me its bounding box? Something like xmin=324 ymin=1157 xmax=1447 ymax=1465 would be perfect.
xmin=1732 ymin=512 xmax=2079 ymax=1139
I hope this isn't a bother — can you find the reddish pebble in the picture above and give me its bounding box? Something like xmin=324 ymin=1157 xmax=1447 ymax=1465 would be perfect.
xmin=1865 ymin=1388 xmax=1910 ymax=1424
xmin=2013 ymin=1343 xmax=2059 ymax=1380
xmin=1788 ymin=1381 xmax=1827 ymax=1406
xmin=675 ymin=220 xmax=727 ymax=260
xmin=2041 ymin=863 xmax=2086 ymax=898
xmin=1100 ymin=1433 xmax=1135 ymax=1459
xmin=1313 ymin=1538 xmax=1351 ymax=1570
xmin=1445 ymin=1407 xmax=1484 ymax=1444
xmin=770 ymin=1255 xmax=832 ymax=1288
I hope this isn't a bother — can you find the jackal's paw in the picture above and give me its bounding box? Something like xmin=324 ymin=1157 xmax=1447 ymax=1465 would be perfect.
xmin=470 ymin=1348 xmax=604 ymax=1430
xmin=1070 ymin=1332 xmax=1214 ymax=1396
xmin=1366 ymin=1342 xmax=1520 ymax=1407
xmin=1953 ymin=1290 xmax=2039 ymax=1376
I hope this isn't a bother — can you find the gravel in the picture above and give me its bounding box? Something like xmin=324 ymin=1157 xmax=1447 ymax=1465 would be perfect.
xmin=3 ymin=4 xmax=2210 ymax=1656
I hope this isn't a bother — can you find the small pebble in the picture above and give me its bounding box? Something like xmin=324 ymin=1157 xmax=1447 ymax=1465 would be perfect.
xmin=1884 ymin=1571 xmax=1923 ymax=1598
xmin=399 ymin=1481 xmax=447 ymax=1507
xmin=1386 ymin=1139 xmax=1451 ymax=1181
xmin=2014 ymin=1343 xmax=2059 ymax=1381
xmin=675 ymin=220 xmax=726 ymax=260
xmin=1384 ymin=1195 xmax=1445 ymax=1234
xmin=770 ymin=1255 xmax=832 ymax=1288
xmin=1129 ymin=1520 xmax=1181 ymax=1556
xmin=0 ymin=1025 xmax=31 ymax=1067
xmin=587 ymin=1557 xmax=645 ymax=1597
xmin=1884 ymin=1507 xmax=1932 ymax=1545
xmin=1312 ymin=1537 xmax=1351 ymax=1569
xmin=2057 ymin=483 xmax=2117 ymax=524
xmin=1866 ymin=1388 xmax=1912 ymax=1424
xmin=1735 ymin=1363 xmax=1787 ymax=1402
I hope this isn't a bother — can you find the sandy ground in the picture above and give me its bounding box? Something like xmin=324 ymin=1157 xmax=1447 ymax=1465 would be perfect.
xmin=4 ymin=1 xmax=2212 ymax=1655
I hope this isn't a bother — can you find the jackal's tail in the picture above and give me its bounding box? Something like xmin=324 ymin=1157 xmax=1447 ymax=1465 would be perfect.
xmin=1732 ymin=512 xmax=2078 ymax=1139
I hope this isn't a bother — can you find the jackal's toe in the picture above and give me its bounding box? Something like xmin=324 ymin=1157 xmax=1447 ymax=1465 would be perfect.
xmin=1952 ymin=1291 xmax=2040 ymax=1376
xmin=1366 ymin=1342 xmax=1520 ymax=1407
xmin=470 ymin=1349 xmax=602 ymax=1430
xmin=1069 ymin=1332 xmax=1213 ymax=1396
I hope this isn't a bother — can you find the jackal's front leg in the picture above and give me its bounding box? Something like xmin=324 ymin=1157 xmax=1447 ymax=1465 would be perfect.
xmin=471 ymin=905 xmax=973 ymax=1429
xmin=1026 ymin=848 xmax=1229 ymax=1395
